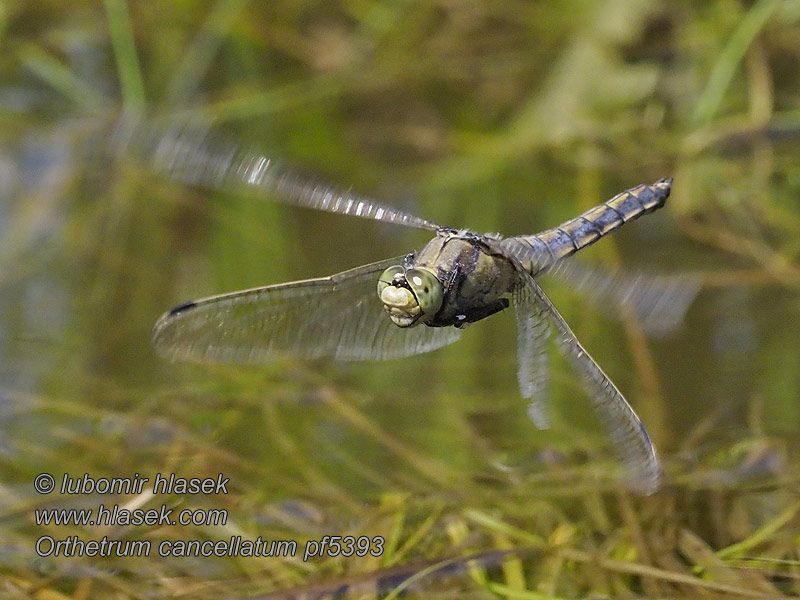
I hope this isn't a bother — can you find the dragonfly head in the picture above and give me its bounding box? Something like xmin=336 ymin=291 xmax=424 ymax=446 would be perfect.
xmin=377 ymin=266 xmax=443 ymax=327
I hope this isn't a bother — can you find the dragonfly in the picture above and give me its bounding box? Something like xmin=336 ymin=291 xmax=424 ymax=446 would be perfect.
xmin=135 ymin=119 xmax=690 ymax=494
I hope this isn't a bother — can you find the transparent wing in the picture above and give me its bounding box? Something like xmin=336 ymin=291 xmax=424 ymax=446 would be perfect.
xmin=513 ymin=285 xmax=552 ymax=430
xmin=112 ymin=116 xmax=441 ymax=231
xmin=517 ymin=272 xmax=661 ymax=494
xmin=546 ymin=258 xmax=700 ymax=335
xmin=153 ymin=257 xmax=462 ymax=363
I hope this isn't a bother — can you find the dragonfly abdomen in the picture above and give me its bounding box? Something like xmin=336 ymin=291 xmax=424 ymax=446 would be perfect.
xmin=500 ymin=178 xmax=672 ymax=275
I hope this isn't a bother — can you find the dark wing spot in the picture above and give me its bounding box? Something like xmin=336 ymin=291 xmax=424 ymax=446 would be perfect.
xmin=168 ymin=301 xmax=197 ymax=316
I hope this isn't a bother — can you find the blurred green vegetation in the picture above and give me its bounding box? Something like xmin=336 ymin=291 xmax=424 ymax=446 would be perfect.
xmin=1 ymin=0 xmax=799 ymax=598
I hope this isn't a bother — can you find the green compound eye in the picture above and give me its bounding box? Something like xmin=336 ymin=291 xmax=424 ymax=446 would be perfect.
xmin=405 ymin=268 xmax=443 ymax=317
xmin=377 ymin=266 xmax=443 ymax=327
xmin=377 ymin=266 xmax=405 ymax=297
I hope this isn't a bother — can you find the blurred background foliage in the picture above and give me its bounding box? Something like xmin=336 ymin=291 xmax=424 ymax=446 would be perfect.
xmin=1 ymin=0 xmax=799 ymax=598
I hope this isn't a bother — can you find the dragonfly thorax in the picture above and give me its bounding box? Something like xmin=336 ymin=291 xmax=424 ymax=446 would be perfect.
xmin=377 ymin=266 xmax=443 ymax=327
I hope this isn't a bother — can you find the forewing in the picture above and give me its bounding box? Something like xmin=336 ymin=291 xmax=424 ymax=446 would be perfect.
xmin=519 ymin=273 xmax=661 ymax=494
xmin=512 ymin=286 xmax=552 ymax=430
xmin=153 ymin=257 xmax=462 ymax=363
xmin=113 ymin=116 xmax=441 ymax=231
